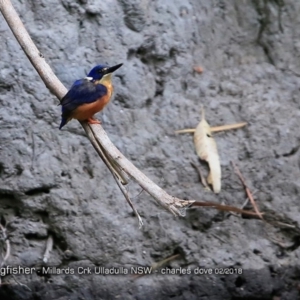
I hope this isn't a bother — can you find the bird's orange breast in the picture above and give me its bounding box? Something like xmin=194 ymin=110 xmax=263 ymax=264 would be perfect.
xmin=71 ymin=84 xmax=113 ymax=121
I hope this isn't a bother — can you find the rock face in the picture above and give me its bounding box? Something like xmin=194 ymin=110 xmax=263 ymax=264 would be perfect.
xmin=1 ymin=0 xmax=300 ymax=299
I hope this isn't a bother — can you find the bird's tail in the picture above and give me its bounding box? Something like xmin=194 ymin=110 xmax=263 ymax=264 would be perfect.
xmin=59 ymin=117 xmax=67 ymax=130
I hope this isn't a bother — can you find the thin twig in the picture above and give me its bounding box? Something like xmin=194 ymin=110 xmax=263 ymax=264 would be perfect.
xmin=132 ymin=188 xmax=145 ymax=201
xmin=210 ymin=122 xmax=247 ymax=132
xmin=175 ymin=129 xmax=196 ymax=134
xmin=43 ymin=234 xmax=53 ymax=263
xmin=229 ymin=197 xmax=251 ymax=217
xmin=191 ymin=201 xmax=262 ymax=218
xmin=175 ymin=122 xmax=247 ymax=134
xmin=211 ymin=233 xmax=227 ymax=244
xmin=82 ymin=123 xmax=128 ymax=185
xmin=151 ymin=254 xmax=180 ymax=270
xmin=81 ymin=127 xmax=141 ymax=224
xmin=190 ymin=162 xmax=211 ymax=190
xmin=231 ymin=161 xmax=263 ymax=219
xmin=241 ymin=189 xmax=258 ymax=210
xmin=274 ymin=222 xmax=296 ymax=229
xmin=133 ymin=254 xmax=180 ymax=279
xmin=113 ymin=172 xmax=143 ymax=228
xmin=268 ymin=237 xmax=295 ymax=249
xmin=83 ymin=124 xmax=142 ymax=225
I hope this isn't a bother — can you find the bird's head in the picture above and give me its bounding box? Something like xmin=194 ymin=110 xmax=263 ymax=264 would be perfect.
xmin=87 ymin=63 xmax=123 ymax=84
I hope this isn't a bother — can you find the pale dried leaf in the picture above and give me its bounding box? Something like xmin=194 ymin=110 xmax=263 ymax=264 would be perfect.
xmin=193 ymin=108 xmax=221 ymax=193
xmin=193 ymin=66 xmax=204 ymax=74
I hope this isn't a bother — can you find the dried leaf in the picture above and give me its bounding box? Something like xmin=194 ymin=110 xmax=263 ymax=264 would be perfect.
xmin=193 ymin=108 xmax=221 ymax=193
xmin=193 ymin=66 xmax=204 ymax=74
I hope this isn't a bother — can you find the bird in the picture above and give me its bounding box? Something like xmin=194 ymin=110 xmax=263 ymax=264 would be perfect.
xmin=59 ymin=63 xmax=123 ymax=129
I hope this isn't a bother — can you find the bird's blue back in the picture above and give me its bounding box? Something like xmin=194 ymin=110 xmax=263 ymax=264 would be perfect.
xmin=61 ymin=79 xmax=107 ymax=112
xmin=59 ymin=78 xmax=107 ymax=129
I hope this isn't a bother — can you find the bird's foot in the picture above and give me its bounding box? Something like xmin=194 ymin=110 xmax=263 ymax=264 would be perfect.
xmin=87 ymin=117 xmax=101 ymax=125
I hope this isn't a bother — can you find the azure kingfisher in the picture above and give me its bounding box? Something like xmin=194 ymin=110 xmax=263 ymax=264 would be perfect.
xmin=59 ymin=63 xmax=123 ymax=129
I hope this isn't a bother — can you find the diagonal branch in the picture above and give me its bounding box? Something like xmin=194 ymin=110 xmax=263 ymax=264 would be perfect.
xmin=0 ymin=0 xmax=194 ymax=219
xmin=82 ymin=123 xmax=128 ymax=185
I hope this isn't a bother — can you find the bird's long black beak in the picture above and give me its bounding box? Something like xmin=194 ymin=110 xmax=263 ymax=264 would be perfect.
xmin=106 ymin=63 xmax=123 ymax=74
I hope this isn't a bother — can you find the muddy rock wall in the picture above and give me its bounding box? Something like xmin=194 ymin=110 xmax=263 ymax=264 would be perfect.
xmin=0 ymin=0 xmax=300 ymax=299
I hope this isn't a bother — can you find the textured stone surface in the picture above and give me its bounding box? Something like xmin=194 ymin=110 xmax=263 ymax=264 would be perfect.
xmin=0 ymin=0 xmax=300 ymax=299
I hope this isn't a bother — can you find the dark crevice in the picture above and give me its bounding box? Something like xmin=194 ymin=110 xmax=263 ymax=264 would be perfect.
xmin=211 ymin=212 xmax=226 ymax=223
xmin=136 ymin=40 xmax=170 ymax=64
xmin=82 ymin=153 xmax=94 ymax=179
xmin=127 ymin=48 xmax=136 ymax=60
xmin=145 ymin=98 xmax=152 ymax=107
xmin=83 ymin=166 xmax=94 ymax=179
xmin=291 ymin=236 xmax=300 ymax=251
xmin=181 ymin=80 xmax=187 ymax=91
xmin=35 ymin=211 xmax=49 ymax=223
xmin=60 ymin=171 xmax=69 ymax=178
xmin=0 ymin=215 xmax=6 ymax=227
xmin=114 ymin=93 xmax=131 ymax=108
xmin=49 ymin=230 xmax=68 ymax=252
xmin=155 ymin=79 xmax=165 ymax=97
xmin=282 ymin=145 xmax=300 ymax=157
xmin=24 ymin=233 xmax=46 ymax=240
xmin=154 ymin=89 xmax=163 ymax=97
xmin=169 ymin=48 xmax=177 ymax=59
xmin=253 ymin=249 xmax=261 ymax=255
xmin=235 ymin=275 xmax=246 ymax=288
xmin=255 ymin=0 xmax=269 ymax=43
xmin=254 ymin=0 xmax=275 ymax=65
xmin=115 ymin=74 xmax=126 ymax=86
xmin=25 ymin=187 xmax=51 ymax=196
xmin=284 ymin=235 xmax=300 ymax=251
xmin=0 ymin=82 xmax=13 ymax=92
xmin=0 ymin=162 xmax=5 ymax=175
xmin=254 ymin=0 xmax=285 ymax=65
xmin=172 ymin=245 xmax=186 ymax=260
xmin=0 ymin=190 xmax=18 ymax=201
xmin=15 ymin=165 xmax=23 ymax=176
xmin=260 ymin=43 xmax=275 ymax=65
